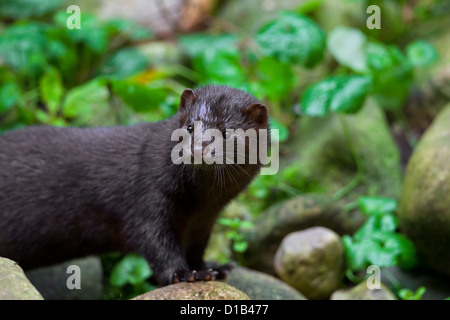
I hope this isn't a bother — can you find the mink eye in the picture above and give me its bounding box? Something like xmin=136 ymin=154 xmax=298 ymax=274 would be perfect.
xmin=187 ymin=124 xmax=193 ymax=133
xmin=223 ymin=130 xmax=231 ymax=140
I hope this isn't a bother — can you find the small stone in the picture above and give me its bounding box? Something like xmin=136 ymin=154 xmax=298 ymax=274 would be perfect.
xmin=274 ymin=227 xmax=344 ymax=299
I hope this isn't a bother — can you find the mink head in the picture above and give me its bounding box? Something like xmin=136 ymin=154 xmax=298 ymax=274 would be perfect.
xmin=176 ymin=85 xmax=269 ymax=168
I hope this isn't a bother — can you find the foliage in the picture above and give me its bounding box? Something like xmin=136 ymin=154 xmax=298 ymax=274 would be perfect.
xmin=218 ymin=218 xmax=254 ymax=254
xmin=0 ymin=9 xmax=184 ymax=131
xmin=0 ymin=0 xmax=445 ymax=299
xmin=343 ymin=197 xmax=418 ymax=278
xmin=255 ymin=12 xmax=326 ymax=67
xmin=398 ymin=286 xmax=426 ymax=300
xmin=103 ymin=253 xmax=155 ymax=300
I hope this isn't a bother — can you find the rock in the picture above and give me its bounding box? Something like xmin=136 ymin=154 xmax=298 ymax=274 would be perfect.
xmin=25 ymin=256 xmax=103 ymax=300
xmin=331 ymin=281 xmax=397 ymax=300
xmin=224 ymin=266 xmax=306 ymax=300
xmin=0 ymin=257 xmax=43 ymax=300
xmin=381 ymin=266 xmax=450 ymax=300
xmin=242 ymin=194 xmax=364 ymax=273
xmin=287 ymin=98 xmax=402 ymax=200
xmin=274 ymin=227 xmax=344 ymax=300
xmin=398 ymin=104 xmax=450 ymax=277
xmin=132 ymin=281 xmax=250 ymax=300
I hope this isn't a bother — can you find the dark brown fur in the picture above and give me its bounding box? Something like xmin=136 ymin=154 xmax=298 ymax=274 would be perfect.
xmin=0 ymin=85 xmax=268 ymax=285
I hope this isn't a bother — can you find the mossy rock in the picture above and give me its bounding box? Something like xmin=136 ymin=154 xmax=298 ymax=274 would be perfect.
xmin=132 ymin=281 xmax=250 ymax=300
xmin=398 ymin=104 xmax=450 ymax=277
xmin=287 ymin=98 xmax=402 ymax=200
xmin=0 ymin=257 xmax=43 ymax=300
xmin=224 ymin=266 xmax=306 ymax=300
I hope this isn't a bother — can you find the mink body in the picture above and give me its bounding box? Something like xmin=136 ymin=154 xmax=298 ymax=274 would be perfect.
xmin=0 ymin=85 xmax=268 ymax=285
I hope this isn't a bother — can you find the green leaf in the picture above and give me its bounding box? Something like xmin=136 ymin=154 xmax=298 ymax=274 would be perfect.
xmin=101 ymin=48 xmax=148 ymax=79
xmin=301 ymin=75 xmax=372 ymax=117
xmin=0 ymin=82 xmax=22 ymax=114
xmin=193 ymin=48 xmax=246 ymax=88
xmin=0 ymin=0 xmax=64 ymax=19
xmin=233 ymin=241 xmax=248 ymax=253
xmin=110 ymin=254 xmax=152 ymax=287
xmin=0 ymin=23 xmax=50 ymax=75
xmin=327 ymin=27 xmax=367 ymax=72
xmin=53 ymin=11 xmax=108 ymax=54
xmin=366 ymin=43 xmax=413 ymax=110
xmin=255 ymin=57 xmax=295 ymax=103
xmin=111 ymin=80 xmax=168 ymax=113
xmin=256 ymin=12 xmax=325 ymax=67
xmin=399 ymin=286 xmax=426 ymax=300
xmin=358 ymin=196 xmax=398 ymax=215
xmin=62 ymin=78 xmax=109 ymax=123
xmin=255 ymin=12 xmax=325 ymax=67
xmin=39 ymin=67 xmax=64 ymax=115
xmin=406 ymin=40 xmax=438 ymax=67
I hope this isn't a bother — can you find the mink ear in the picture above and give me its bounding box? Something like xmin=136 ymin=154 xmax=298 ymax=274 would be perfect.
xmin=243 ymin=103 xmax=268 ymax=127
xmin=179 ymin=89 xmax=197 ymax=111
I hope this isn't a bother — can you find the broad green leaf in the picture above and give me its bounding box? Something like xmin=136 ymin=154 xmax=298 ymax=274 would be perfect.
xmin=406 ymin=40 xmax=438 ymax=67
xmin=0 ymin=23 xmax=50 ymax=75
xmin=111 ymin=80 xmax=168 ymax=113
xmin=256 ymin=57 xmax=295 ymax=103
xmin=192 ymin=48 xmax=246 ymax=88
xmin=0 ymin=0 xmax=64 ymax=19
xmin=101 ymin=48 xmax=148 ymax=79
xmin=110 ymin=254 xmax=152 ymax=287
xmin=358 ymin=196 xmax=398 ymax=215
xmin=39 ymin=67 xmax=64 ymax=115
xmin=0 ymin=82 xmax=22 ymax=114
xmin=399 ymin=287 xmax=426 ymax=300
xmin=256 ymin=12 xmax=326 ymax=67
xmin=62 ymin=79 xmax=109 ymax=123
xmin=366 ymin=43 xmax=413 ymax=110
xmin=233 ymin=241 xmax=248 ymax=253
xmin=301 ymin=75 xmax=372 ymax=117
xmin=327 ymin=27 xmax=367 ymax=72
xmin=54 ymin=11 xmax=108 ymax=54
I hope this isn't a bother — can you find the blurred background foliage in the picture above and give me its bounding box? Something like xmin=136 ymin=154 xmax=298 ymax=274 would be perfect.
xmin=1 ymin=0 xmax=449 ymax=299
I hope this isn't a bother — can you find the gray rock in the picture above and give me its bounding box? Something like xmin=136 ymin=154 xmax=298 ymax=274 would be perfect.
xmin=331 ymin=281 xmax=397 ymax=300
xmin=287 ymin=98 xmax=402 ymax=200
xmin=398 ymin=104 xmax=450 ymax=277
xmin=274 ymin=227 xmax=344 ymax=300
xmin=224 ymin=266 xmax=306 ymax=300
xmin=132 ymin=281 xmax=250 ymax=300
xmin=25 ymin=256 xmax=103 ymax=300
xmin=0 ymin=257 xmax=43 ymax=300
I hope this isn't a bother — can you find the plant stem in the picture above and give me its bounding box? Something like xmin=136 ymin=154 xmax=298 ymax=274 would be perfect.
xmin=333 ymin=114 xmax=364 ymax=200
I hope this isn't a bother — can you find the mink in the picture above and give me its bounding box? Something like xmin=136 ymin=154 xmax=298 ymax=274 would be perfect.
xmin=0 ymin=85 xmax=269 ymax=286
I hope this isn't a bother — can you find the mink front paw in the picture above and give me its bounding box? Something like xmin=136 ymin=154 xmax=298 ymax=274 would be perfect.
xmin=172 ymin=268 xmax=219 ymax=284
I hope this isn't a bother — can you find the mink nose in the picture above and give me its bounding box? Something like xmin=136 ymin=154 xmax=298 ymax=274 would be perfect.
xmin=191 ymin=140 xmax=210 ymax=161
